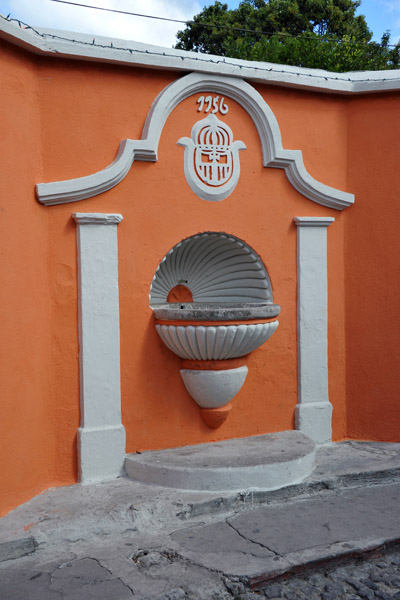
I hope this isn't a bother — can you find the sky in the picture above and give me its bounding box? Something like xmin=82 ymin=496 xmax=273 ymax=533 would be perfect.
xmin=0 ymin=0 xmax=399 ymax=48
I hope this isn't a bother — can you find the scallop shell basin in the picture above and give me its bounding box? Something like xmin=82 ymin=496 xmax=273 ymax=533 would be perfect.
xmin=150 ymin=232 xmax=273 ymax=305
xmin=150 ymin=232 xmax=280 ymax=360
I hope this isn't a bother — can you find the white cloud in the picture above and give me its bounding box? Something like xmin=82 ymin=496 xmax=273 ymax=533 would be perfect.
xmin=382 ymin=0 xmax=400 ymax=12
xmin=4 ymin=0 xmax=202 ymax=47
xmin=383 ymin=0 xmax=400 ymax=42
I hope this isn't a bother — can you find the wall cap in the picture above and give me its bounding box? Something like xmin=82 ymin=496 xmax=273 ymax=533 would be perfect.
xmin=1 ymin=15 xmax=400 ymax=95
xmin=294 ymin=217 xmax=335 ymax=227
xmin=72 ymin=213 xmax=123 ymax=225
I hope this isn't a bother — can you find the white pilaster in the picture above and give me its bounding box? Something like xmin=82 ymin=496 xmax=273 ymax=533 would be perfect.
xmin=73 ymin=213 xmax=125 ymax=482
xmin=294 ymin=216 xmax=334 ymax=444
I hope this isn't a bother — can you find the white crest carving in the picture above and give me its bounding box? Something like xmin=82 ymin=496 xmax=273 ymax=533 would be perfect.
xmin=178 ymin=114 xmax=246 ymax=202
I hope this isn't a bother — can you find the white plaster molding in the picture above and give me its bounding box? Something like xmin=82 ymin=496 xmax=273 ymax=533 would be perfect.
xmin=156 ymin=322 xmax=279 ymax=361
xmin=150 ymin=232 xmax=273 ymax=305
xmin=180 ymin=366 xmax=248 ymax=409
xmin=2 ymin=17 xmax=400 ymax=95
xmin=73 ymin=212 xmax=125 ymax=482
xmin=294 ymin=216 xmax=334 ymax=444
xmin=36 ymin=140 xmax=155 ymax=206
xmin=36 ymin=73 xmax=354 ymax=210
xmin=145 ymin=74 xmax=354 ymax=211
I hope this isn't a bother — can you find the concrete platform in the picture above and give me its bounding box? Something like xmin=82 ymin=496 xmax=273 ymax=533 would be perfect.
xmin=2 ymin=440 xmax=400 ymax=599
xmin=125 ymin=430 xmax=316 ymax=491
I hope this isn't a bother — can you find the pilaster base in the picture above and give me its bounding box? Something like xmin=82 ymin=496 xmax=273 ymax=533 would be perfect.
xmin=295 ymin=402 xmax=332 ymax=444
xmin=78 ymin=425 xmax=126 ymax=483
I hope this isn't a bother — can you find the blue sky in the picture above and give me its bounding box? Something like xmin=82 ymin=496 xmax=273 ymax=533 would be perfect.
xmin=0 ymin=0 xmax=399 ymax=47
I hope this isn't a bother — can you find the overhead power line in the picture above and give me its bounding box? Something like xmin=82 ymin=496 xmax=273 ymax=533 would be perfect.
xmin=47 ymin=0 xmax=398 ymax=48
xmin=51 ymin=0 xmax=188 ymax=24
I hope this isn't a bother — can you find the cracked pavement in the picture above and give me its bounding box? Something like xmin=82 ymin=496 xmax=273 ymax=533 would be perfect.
xmin=1 ymin=441 xmax=400 ymax=599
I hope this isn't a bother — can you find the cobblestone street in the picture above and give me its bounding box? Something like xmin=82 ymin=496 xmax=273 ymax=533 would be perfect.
xmin=235 ymin=550 xmax=400 ymax=600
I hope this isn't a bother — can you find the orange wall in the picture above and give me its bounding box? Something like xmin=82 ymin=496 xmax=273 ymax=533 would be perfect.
xmin=2 ymin=37 xmax=392 ymax=517
xmin=346 ymin=93 xmax=400 ymax=441
xmin=0 ymin=42 xmax=55 ymax=515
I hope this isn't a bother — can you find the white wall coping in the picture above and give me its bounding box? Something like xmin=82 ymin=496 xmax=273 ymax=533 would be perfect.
xmin=1 ymin=14 xmax=400 ymax=95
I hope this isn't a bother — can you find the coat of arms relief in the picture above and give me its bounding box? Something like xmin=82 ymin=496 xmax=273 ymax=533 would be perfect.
xmin=178 ymin=96 xmax=246 ymax=202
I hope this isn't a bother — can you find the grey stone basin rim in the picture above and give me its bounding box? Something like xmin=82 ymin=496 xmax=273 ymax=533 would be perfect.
xmin=153 ymin=302 xmax=281 ymax=321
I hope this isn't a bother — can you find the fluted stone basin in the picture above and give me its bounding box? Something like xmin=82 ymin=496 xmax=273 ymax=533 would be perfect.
xmin=154 ymin=302 xmax=280 ymax=361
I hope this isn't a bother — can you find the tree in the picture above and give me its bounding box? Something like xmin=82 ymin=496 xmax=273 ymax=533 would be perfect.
xmin=175 ymin=0 xmax=400 ymax=72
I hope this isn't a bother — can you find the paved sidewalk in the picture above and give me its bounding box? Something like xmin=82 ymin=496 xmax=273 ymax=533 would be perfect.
xmin=1 ymin=441 xmax=400 ymax=599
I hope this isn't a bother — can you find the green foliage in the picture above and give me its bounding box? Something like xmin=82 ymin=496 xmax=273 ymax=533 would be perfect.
xmin=175 ymin=0 xmax=400 ymax=72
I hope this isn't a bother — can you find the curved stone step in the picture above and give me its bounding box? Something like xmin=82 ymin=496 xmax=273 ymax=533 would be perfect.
xmin=125 ymin=430 xmax=316 ymax=492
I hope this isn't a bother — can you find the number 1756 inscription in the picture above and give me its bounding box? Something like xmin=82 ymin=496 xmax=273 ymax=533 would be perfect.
xmin=196 ymin=95 xmax=229 ymax=114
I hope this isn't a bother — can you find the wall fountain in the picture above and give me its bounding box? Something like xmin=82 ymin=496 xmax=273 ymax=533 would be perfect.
xmin=150 ymin=231 xmax=280 ymax=428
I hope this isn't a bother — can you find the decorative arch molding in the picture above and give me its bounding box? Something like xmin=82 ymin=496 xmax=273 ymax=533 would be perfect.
xmin=36 ymin=72 xmax=354 ymax=210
